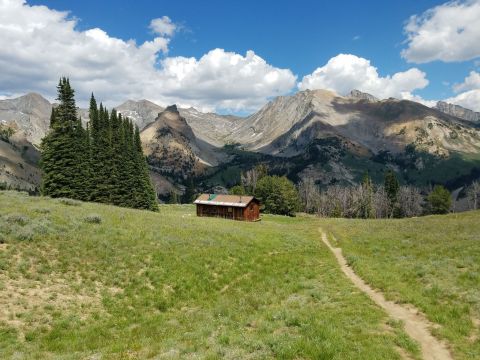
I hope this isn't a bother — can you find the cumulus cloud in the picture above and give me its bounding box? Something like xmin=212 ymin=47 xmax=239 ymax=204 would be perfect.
xmin=0 ymin=0 xmax=296 ymax=111
xmin=298 ymin=54 xmax=429 ymax=100
xmin=157 ymin=49 xmax=297 ymax=110
xmin=445 ymin=90 xmax=480 ymax=111
xmin=444 ymin=71 xmax=480 ymax=111
xmin=402 ymin=0 xmax=480 ymax=63
xmin=453 ymin=71 xmax=480 ymax=92
xmin=150 ymin=16 xmax=176 ymax=37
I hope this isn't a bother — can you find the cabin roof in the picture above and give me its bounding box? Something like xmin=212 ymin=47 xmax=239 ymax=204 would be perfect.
xmin=194 ymin=194 xmax=257 ymax=208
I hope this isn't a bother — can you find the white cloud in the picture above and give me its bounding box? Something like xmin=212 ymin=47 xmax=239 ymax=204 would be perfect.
xmin=402 ymin=0 xmax=480 ymax=63
xmin=0 ymin=0 xmax=296 ymax=112
xmin=453 ymin=70 xmax=480 ymax=92
xmin=444 ymin=71 xmax=480 ymax=111
xmin=298 ymin=54 xmax=429 ymax=100
xmin=445 ymin=89 xmax=480 ymax=111
xmin=150 ymin=16 xmax=176 ymax=37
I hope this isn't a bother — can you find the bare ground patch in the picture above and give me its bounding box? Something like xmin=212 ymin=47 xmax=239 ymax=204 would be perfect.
xmin=0 ymin=273 xmax=106 ymax=339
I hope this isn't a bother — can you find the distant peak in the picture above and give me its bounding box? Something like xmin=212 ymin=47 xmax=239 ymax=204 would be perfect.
xmin=165 ymin=104 xmax=179 ymax=113
xmin=435 ymin=101 xmax=480 ymax=122
xmin=348 ymin=89 xmax=379 ymax=102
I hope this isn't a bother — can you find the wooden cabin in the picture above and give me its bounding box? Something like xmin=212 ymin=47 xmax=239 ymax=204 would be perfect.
xmin=194 ymin=194 xmax=260 ymax=221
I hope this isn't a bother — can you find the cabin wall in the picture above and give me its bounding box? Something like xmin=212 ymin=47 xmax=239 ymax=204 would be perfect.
xmin=242 ymin=202 xmax=260 ymax=221
xmin=196 ymin=203 xmax=260 ymax=221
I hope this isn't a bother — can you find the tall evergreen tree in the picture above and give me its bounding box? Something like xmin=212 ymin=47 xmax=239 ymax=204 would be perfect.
xmin=41 ymin=78 xmax=81 ymax=198
xmin=384 ymin=169 xmax=400 ymax=218
xmin=133 ymin=125 xmax=158 ymax=210
xmin=41 ymin=82 xmax=158 ymax=211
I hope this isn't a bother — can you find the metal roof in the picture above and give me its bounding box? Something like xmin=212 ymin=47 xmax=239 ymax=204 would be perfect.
xmin=193 ymin=194 xmax=257 ymax=208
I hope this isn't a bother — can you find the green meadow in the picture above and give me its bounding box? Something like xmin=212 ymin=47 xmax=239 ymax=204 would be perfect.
xmin=0 ymin=190 xmax=478 ymax=359
xmin=322 ymin=212 xmax=480 ymax=360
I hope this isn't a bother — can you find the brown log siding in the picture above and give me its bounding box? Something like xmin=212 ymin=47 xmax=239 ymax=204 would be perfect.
xmin=196 ymin=201 xmax=260 ymax=221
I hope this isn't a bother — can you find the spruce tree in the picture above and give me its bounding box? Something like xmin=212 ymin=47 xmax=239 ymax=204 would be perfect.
xmin=41 ymin=83 xmax=158 ymax=211
xmin=132 ymin=124 xmax=158 ymax=211
xmin=384 ymin=169 xmax=400 ymax=218
xmin=94 ymin=104 xmax=114 ymax=203
xmin=72 ymin=116 xmax=91 ymax=201
xmin=41 ymin=78 xmax=80 ymax=198
xmin=88 ymin=94 xmax=101 ymax=202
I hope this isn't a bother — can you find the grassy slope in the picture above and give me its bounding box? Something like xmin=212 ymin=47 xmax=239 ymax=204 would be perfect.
xmin=0 ymin=191 xmax=415 ymax=359
xmin=322 ymin=212 xmax=480 ymax=360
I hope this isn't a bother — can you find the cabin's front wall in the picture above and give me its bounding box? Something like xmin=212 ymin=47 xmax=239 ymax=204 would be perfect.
xmin=196 ymin=202 xmax=259 ymax=221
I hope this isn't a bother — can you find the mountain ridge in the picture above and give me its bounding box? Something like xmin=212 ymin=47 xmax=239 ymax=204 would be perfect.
xmin=1 ymin=90 xmax=480 ymax=197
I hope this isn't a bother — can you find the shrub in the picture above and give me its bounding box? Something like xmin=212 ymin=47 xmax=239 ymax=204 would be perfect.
xmin=84 ymin=214 xmax=102 ymax=224
xmin=14 ymin=227 xmax=35 ymax=241
xmin=57 ymin=198 xmax=81 ymax=206
xmin=34 ymin=208 xmax=51 ymax=214
xmin=229 ymin=185 xmax=246 ymax=195
xmin=4 ymin=214 xmax=29 ymax=226
xmin=255 ymin=175 xmax=300 ymax=216
xmin=427 ymin=185 xmax=451 ymax=214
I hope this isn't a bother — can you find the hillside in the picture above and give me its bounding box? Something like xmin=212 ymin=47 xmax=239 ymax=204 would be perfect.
xmin=0 ymin=191 xmax=418 ymax=359
xmin=1 ymin=191 xmax=479 ymax=359
xmin=0 ymin=130 xmax=41 ymax=192
xmin=321 ymin=212 xmax=480 ymax=360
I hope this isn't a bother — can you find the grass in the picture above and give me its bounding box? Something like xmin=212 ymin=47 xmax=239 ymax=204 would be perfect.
xmin=0 ymin=191 xmax=416 ymax=359
xmin=321 ymin=211 xmax=480 ymax=360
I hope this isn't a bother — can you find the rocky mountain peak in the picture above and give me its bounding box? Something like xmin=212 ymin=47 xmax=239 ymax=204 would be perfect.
xmin=165 ymin=104 xmax=179 ymax=113
xmin=348 ymin=89 xmax=379 ymax=102
xmin=435 ymin=101 xmax=479 ymax=123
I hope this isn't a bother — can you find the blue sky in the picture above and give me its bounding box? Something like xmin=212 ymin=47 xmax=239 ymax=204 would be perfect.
xmin=2 ymin=0 xmax=480 ymax=112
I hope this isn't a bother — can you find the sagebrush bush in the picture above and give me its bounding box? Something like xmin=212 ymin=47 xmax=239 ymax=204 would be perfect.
xmin=34 ymin=208 xmax=51 ymax=214
xmin=4 ymin=213 xmax=29 ymax=226
xmin=57 ymin=198 xmax=81 ymax=206
xmin=84 ymin=214 xmax=102 ymax=224
xmin=31 ymin=219 xmax=53 ymax=235
xmin=14 ymin=227 xmax=35 ymax=241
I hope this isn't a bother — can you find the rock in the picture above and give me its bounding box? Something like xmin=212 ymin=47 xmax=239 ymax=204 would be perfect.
xmin=435 ymin=101 xmax=480 ymax=123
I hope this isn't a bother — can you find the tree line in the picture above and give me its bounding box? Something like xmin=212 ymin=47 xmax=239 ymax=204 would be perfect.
xmin=41 ymin=78 xmax=157 ymax=211
xmin=298 ymin=170 xmax=453 ymax=218
xmin=228 ymin=164 xmax=468 ymax=218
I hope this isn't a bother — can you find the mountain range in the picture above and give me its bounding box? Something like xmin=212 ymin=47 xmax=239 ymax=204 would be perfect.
xmin=1 ymin=90 xmax=479 ymax=199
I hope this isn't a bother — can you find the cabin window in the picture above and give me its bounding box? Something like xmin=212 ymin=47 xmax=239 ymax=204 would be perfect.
xmin=228 ymin=207 xmax=232 ymax=212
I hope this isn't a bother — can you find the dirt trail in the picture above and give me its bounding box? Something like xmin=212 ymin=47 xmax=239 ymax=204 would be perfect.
xmin=320 ymin=230 xmax=453 ymax=360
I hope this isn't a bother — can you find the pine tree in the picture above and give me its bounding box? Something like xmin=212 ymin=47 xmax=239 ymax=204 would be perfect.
xmin=109 ymin=109 xmax=123 ymax=205
xmin=384 ymin=169 xmax=399 ymax=218
xmin=41 ymin=78 xmax=80 ymax=198
xmin=72 ymin=116 xmax=91 ymax=201
xmin=94 ymin=104 xmax=114 ymax=203
xmin=41 ymin=82 xmax=158 ymax=211
xmin=132 ymin=124 xmax=158 ymax=211
xmin=49 ymin=107 xmax=57 ymax=128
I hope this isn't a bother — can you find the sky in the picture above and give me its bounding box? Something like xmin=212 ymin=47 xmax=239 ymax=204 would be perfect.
xmin=1 ymin=0 xmax=480 ymax=113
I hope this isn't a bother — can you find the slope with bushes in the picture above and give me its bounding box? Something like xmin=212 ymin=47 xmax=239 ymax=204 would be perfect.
xmin=0 ymin=191 xmax=418 ymax=359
